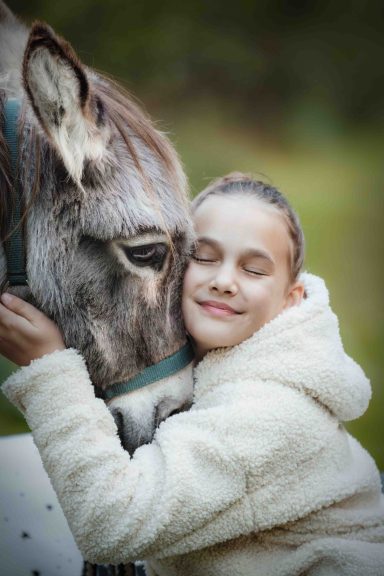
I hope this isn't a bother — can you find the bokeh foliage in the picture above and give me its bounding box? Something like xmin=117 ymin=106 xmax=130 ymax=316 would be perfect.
xmin=1 ymin=0 xmax=383 ymax=468
xmin=7 ymin=0 xmax=384 ymax=126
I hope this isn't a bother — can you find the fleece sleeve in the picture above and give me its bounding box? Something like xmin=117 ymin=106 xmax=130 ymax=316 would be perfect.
xmin=1 ymin=349 xmax=345 ymax=564
xmin=1 ymin=349 xmax=248 ymax=564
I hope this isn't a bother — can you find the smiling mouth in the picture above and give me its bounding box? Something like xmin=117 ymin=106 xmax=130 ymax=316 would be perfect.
xmin=198 ymin=301 xmax=240 ymax=316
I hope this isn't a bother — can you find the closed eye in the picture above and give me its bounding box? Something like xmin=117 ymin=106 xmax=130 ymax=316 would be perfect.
xmin=244 ymin=268 xmax=267 ymax=276
xmin=192 ymin=255 xmax=217 ymax=263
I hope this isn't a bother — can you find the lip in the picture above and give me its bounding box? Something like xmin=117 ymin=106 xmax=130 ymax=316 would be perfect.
xmin=198 ymin=300 xmax=239 ymax=316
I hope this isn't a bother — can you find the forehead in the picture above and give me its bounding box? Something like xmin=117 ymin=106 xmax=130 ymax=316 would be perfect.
xmin=193 ymin=194 xmax=290 ymax=257
xmin=71 ymin=170 xmax=192 ymax=241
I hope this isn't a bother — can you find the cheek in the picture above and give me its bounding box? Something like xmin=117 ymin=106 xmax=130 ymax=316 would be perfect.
xmin=182 ymin=265 xmax=196 ymax=321
xmin=182 ymin=264 xmax=194 ymax=301
xmin=182 ymin=261 xmax=203 ymax=298
xmin=247 ymin=283 xmax=281 ymax=317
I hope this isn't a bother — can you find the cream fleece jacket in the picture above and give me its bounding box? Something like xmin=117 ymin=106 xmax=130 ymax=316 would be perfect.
xmin=2 ymin=273 xmax=384 ymax=576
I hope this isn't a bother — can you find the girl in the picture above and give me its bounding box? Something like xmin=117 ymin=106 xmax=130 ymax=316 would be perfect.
xmin=1 ymin=173 xmax=384 ymax=575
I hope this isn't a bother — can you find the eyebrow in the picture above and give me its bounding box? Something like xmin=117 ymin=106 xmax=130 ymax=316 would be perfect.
xmin=196 ymin=236 xmax=275 ymax=266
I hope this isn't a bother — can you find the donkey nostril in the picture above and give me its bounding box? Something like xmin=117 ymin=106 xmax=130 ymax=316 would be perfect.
xmin=155 ymin=399 xmax=190 ymax=427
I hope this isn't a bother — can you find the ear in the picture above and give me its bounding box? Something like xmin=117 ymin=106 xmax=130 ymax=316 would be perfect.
xmin=22 ymin=22 xmax=108 ymax=185
xmin=284 ymin=280 xmax=305 ymax=310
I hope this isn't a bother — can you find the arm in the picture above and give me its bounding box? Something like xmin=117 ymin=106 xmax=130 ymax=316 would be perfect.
xmin=0 ymin=295 xmax=344 ymax=563
xmin=0 ymin=295 xmax=246 ymax=562
xmin=3 ymin=355 xmax=343 ymax=564
xmin=2 ymin=349 xmax=246 ymax=563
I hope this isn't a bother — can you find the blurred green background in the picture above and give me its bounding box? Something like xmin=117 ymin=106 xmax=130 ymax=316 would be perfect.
xmin=1 ymin=0 xmax=383 ymax=468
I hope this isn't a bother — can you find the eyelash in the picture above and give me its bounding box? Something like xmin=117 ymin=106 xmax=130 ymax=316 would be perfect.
xmin=244 ymin=269 xmax=266 ymax=276
xmin=192 ymin=255 xmax=216 ymax=263
xmin=193 ymin=256 xmax=266 ymax=277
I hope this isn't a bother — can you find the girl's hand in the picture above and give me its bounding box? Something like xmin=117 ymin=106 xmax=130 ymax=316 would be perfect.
xmin=0 ymin=293 xmax=66 ymax=366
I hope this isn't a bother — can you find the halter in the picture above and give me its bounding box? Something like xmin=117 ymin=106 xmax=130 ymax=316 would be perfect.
xmin=2 ymin=98 xmax=194 ymax=395
xmin=103 ymin=341 xmax=194 ymax=400
xmin=2 ymin=99 xmax=28 ymax=288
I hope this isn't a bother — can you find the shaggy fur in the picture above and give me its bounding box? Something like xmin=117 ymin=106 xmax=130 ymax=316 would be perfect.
xmin=0 ymin=2 xmax=194 ymax=450
xmin=3 ymin=273 xmax=384 ymax=575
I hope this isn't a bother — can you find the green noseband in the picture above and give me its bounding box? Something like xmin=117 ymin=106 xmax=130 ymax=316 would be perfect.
xmin=103 ymin=341 xmax=195 ymax=400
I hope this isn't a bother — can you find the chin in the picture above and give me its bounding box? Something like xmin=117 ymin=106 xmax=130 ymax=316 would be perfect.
xmin=200 ymin=333 xmax=239 ymax=352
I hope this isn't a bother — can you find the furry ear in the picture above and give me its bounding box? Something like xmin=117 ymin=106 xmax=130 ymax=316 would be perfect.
xmin=22 ymin=22 xmax=107 ymax=185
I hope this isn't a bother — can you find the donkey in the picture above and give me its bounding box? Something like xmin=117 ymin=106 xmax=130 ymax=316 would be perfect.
xmin=0 ymin=1 xmax=195 ymax=455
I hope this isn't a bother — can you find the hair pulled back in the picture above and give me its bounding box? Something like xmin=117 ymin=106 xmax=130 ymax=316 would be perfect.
xmin=192 ymin=172 xmax=305 ymax=281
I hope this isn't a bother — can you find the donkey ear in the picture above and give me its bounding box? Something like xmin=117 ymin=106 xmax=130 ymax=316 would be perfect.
xmin=22 ymin=22 xmax=107 ymax=185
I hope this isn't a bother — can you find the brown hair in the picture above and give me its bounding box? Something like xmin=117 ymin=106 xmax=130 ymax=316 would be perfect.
xmin=192 ymin=172 xmax=305 ymax=281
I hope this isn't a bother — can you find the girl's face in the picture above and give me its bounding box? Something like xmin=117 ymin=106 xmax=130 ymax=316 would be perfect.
xmin=182 ymin=194 xmax=304 ymax=359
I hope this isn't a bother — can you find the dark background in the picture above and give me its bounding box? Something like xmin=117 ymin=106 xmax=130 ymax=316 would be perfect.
xmin=1 ymin=0 xmax=383 ymax=468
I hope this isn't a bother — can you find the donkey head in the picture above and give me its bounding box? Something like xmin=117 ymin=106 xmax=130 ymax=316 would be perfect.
xmin=0 ymin=16 xmax=195 ymax=453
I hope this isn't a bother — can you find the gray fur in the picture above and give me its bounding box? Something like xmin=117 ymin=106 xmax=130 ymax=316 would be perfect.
xmin=0 ymin=1 xmax=28 ymax=96
xmin=0 ymin=2 xmax=194 ymax=452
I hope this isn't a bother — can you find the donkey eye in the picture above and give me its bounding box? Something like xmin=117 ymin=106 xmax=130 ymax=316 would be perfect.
xmin=124 ymin=243 xmax=168 ymax=270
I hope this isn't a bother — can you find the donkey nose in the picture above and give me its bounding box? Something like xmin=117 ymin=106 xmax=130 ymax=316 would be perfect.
xmin=155 ymin=397 xmax=191 ymax=428
xmin=111 ymin=408 xmax=125 ymax=439
xmin=111 ymin=407 xmax=152 ymax=455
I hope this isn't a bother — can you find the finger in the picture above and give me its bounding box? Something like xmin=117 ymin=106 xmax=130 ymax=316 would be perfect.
xmin=0 ymin=301 xmax=33 ymax=333
xmin=0 ymin=293 xmax=43 ymax=324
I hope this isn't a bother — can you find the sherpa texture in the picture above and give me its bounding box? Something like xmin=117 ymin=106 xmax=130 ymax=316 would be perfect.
xmin=3 ymin=273 xmax=384 ymax=575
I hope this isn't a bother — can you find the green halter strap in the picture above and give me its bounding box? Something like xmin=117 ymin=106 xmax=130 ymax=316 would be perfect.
xmin=3 ymin=99 xmax=28 ymax=287
xmin=103 ymin=340 xmax=194 ymax=399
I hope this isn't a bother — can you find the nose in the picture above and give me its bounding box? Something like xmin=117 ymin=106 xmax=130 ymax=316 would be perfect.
xmin=209 ymin=264 xmax=238 ymax=295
